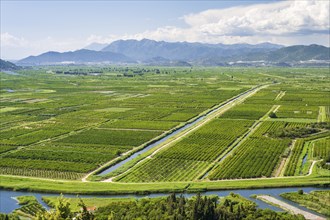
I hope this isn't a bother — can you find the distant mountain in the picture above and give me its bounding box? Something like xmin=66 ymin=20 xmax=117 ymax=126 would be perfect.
xmin=0 ymin=59 xmax=21 ymax=70
xmin=17 ymin=49 xmax=135 ymax=65
xmin=265 ymin=44 xmax=330 ymax=62
xmin=101 ymin=39 xmax=283 ymax=61
xmin=144 ymin=56 xmax=191 ymax=67
xmin=196 ymin=44 xmax=330 ymax=65
xmin=84 ymin=43 xmax=109 ymax=51
xmin=18 ymin=39 xmax=329 ymax=66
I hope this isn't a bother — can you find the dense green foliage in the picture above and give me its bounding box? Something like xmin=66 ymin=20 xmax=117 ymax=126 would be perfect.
xmin=0 ymin=213 xmax=20 ymax=220
xmin=209 ymin=121 xmax=291 ymax=179
xmin=313 ymin=138 xmax=330 ymax=161
xmin=313 ymin=138 xmax=330 ymax=169
xmin=94 ymin=193 xmax=305 ymax=220
xmin=36 ymin=193 xmax=306 ymax=220
xmin=284 ymin=139 xmax=305 ymax=176
xmin=268 ymin=123 xmax=329 ymax=138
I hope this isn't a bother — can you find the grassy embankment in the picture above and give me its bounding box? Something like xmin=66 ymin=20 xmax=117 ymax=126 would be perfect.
xmin=1 ymin=173 xmax=329 ymax=195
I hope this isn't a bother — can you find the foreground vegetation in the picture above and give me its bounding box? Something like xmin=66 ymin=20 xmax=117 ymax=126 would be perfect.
xmin=2 ymin=193 xmax=306 ymax=220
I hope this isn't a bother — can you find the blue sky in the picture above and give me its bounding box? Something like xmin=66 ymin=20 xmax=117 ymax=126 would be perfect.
xmin=1 ymin=0 xmax=329 ymax=59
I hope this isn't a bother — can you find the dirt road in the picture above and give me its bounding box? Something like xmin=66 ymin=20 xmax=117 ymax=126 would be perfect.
xmin=257 ymin=195 xmax=325 ymax=220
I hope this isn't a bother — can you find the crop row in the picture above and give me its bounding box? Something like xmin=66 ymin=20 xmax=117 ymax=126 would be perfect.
xmin=57 ymin=128 xmax=162 ymax=147
xmin=0 ymin=145 xmax=17 ymax=154
xmin=17 ymin=202 xmax=45 ymax=217
xmin=157 ymin=119 xmax=253 ymax=162
xmin=284 ymin=139 xmax=305 ymax=176
xmin=1 ymin=129 xmax=71 ymax=146
xmin=0 ymin=158 xmax=94 ymax=173
xmin=279 ymin=91 xmax=330 ymax=106
xmin=324 ymin=106 xmax=330 ymax=122
xmin=221 ymin=104 xmax=272 ymax=120
xmin=3 ymin=147 xmax=118 ymax=164
xmin=242 ymin=89 xmax=279 ymax=104
xmin=117 ymin=158 xmax=209 ymax=182
xmin=276 ymin=105 xmax=318 ymax=119
xmin=252 ymin=121 xmax=286 ymax=137
xmin=100 ymin=120 xmax=178 ymax=131
xmin=117 ymin=119 xmax=253 ymax=182
xmin=313 ymin=138 xmax=330 ymax=160
xmin=0 ymin=167 xmax=84 ymax=180
xmin=209 ymin=121 xmax=291 ymax=179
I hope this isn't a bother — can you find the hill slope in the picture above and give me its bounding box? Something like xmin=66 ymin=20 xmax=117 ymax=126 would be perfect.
xmin=17 ymin=49 xmax=135 ymax=65
xmin=0 ymin=59 xmax=21 ymax=70
xmin=266 ymin=44 xmax=330 ymax=62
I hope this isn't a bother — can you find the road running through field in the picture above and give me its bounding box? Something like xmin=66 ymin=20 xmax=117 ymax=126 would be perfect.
xmin=101 ymin=84 xmax=270 ymax=182
xmin=200 ymin=104 xmax=280 ymax=180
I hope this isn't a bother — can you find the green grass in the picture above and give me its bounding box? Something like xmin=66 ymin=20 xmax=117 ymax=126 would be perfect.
xmin=1 ymin=173 xmax=329 ymax=195
xmin=42 ymin=196 xmax=135 ymax=212
xmin=15 ymin=195 xmax=38 ymax=205
xmin=280 ymin=190 xmax=330 ymax=217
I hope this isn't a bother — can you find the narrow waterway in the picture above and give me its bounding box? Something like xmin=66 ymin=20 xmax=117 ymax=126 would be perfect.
xmin=97 ymin=116 xmax=204 ymax=175
xmin=300 ymin=154 xmax=308 ymax=174
xmin=0 ymin=187 xmax=327 ymax=218
xmin=98 ymin=86 xmax=261 ymax=176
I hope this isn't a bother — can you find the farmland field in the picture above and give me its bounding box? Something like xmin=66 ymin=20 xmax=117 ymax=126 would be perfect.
xmin=0 ymin=67 xmax=329 ymax=188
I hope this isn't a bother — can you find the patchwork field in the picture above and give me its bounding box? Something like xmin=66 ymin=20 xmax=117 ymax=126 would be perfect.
xmin=0 ymin=67 xmax=329 ymax=185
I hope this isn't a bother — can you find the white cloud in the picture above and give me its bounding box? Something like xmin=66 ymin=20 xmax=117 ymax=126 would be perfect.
xmin=106 ymin=0 xmax=329 ymax=45
xmin=1 ymin=32 xmax=28 ymax=47
xmin=184 ymin=0 xmax=329 ymax=37
xmin=75 ymin=0 xmax=327 ymax=46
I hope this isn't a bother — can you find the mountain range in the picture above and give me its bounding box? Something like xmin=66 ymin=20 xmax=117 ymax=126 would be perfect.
xmin=18 ymin=49 xmax=135 ymax=65
xmin=15 ymin=39 xmax=330 ymax=66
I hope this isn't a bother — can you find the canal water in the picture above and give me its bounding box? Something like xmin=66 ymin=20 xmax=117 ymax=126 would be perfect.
xmin=98 ymin=87 xmax=257 ymax=176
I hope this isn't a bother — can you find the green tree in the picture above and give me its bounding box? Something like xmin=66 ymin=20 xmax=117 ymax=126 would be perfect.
xmin=35 ymin=194 xmax=72 ymax=220
xmin=269 ymin=112 xmax=277 ymax=118
xmin=76 ymin=197 xmax=94 ymax=220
